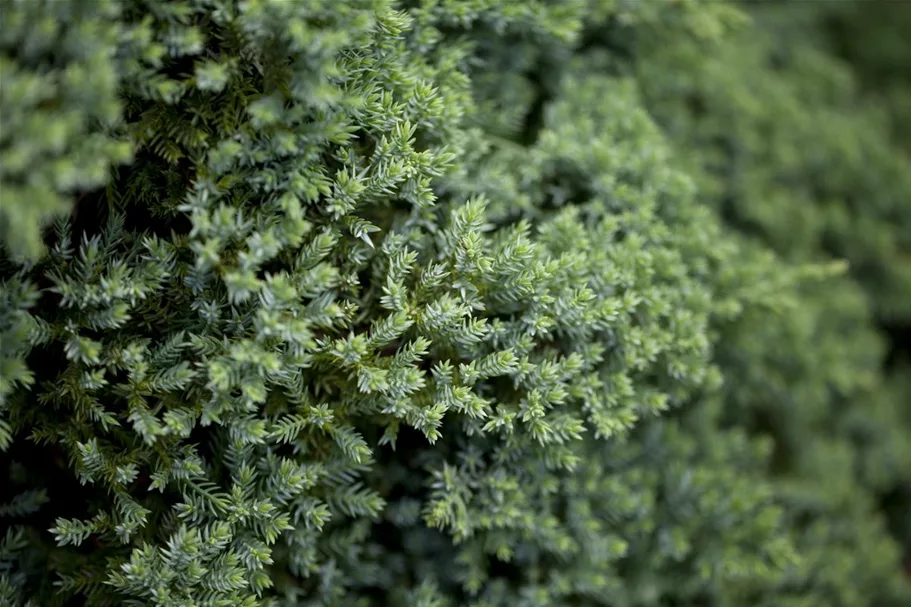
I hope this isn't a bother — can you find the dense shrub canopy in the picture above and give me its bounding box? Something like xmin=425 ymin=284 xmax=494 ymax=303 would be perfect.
xmin=1 ymin=1 xmax=909 ymax=606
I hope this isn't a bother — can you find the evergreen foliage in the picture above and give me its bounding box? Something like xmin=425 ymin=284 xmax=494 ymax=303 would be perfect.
xmin=0 ymin=1 xmax=909 ymax=606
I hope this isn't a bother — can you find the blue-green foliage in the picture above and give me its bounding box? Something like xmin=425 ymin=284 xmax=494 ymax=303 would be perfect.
xmin=1 ymin=1 xmax=909 ymax=606
xmin=0 ymin=0 xmax=132 ymax=261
